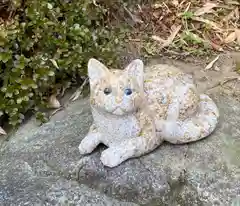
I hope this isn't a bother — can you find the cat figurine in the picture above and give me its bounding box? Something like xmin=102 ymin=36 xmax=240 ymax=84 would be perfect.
xmin=78 ymin=58 xmax=219 ymax=168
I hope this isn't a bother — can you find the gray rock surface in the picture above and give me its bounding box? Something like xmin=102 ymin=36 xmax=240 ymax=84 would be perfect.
xmin=1 ymin=55 xmax=240 ymax=206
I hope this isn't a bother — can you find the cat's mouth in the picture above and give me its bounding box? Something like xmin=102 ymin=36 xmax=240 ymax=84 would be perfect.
xmin=112 ymin=107 xmax=125 ymax=115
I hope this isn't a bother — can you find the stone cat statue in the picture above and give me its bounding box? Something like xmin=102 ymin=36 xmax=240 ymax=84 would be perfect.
xmin=79 ymin=58 xmax=219 ymax=168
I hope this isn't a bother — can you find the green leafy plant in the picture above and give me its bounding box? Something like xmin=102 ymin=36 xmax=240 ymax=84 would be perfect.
xmin=0 ymin=0 xmax=122 ymax=127
xmin=181 ymin=11 xmax=194 ymax=20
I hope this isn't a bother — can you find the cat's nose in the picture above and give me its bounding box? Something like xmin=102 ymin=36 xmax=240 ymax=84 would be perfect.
xmin=115 ymin=96 xmax=122 ymax=104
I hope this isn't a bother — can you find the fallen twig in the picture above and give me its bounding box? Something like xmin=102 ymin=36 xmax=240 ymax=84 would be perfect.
xmin=69 ymin=77 xmax=89 ymax=102
xmin=151 ymin=35 xmax=165 ymax=43
xmin=204 ymin=55 xmax=220 ymax=70
xmin=219 ymin=76 xmax=240 ymax=86
xmin=49 ymin=107 xmax=64 ymax=119
xmin=209 ymin=76 xmax=240 ymax=90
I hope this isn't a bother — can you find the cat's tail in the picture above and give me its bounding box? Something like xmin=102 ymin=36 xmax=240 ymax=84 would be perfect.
xmin=156 ymin=94 xmax=220 ymax=144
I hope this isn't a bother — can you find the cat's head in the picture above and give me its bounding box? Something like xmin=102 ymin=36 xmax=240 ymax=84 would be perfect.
xmin=88 ymin=58 xmax=145 ymax=116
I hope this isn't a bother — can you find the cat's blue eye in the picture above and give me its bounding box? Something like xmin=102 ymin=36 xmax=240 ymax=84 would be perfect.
xmin=124 ymin=88 xmax=132 ymax=96
xmin=104 ymin=87 xmax=112 ymax=95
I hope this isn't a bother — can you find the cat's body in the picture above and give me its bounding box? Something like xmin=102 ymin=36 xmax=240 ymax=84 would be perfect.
xmin=79 ymin=58 xmax=219 ymax=167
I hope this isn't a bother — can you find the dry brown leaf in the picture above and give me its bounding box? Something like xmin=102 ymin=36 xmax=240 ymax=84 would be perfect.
xmin=192 ymin=17 xmax=222 ymax=31
xmin=222 ymin=7 xmax=239 ymax=22
xmin=235 ymin=29 xmax=240 ymax=45
xmin=154 ymin=25 xmax=181 ymax=49
xmin=204 ymin=55 xmax=220 ymax=70
xmin=0 ymin=127 xmax=6 ymax=135
xmin=194 ymin=2 xmax=217 ymax=16
xmin=224 ymin=31 xmax=236 ymax=43
xmin=202 ymin=34 xmax=223 ymax=51
xmin=48 ymin=94 xmax=61 ymax=108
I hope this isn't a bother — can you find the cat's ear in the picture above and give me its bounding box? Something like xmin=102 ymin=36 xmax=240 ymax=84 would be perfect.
xmin=125 ymin=59 xmax=144 ymax=87
xmin=88 ymin=58 xmax=109 ymax=82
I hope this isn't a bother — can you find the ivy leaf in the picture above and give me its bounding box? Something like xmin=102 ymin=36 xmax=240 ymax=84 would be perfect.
xmin=0 ymin=52 xmax=12 ymax=63
xmin=50 ymin=59 xmax=59 ymax=69
xmin=48 ymin=71 xmax=55 ymax=76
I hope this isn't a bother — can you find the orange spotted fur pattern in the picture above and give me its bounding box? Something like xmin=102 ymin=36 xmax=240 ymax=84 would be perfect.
xmin=78 ymin=58 xmax=219 ymax=167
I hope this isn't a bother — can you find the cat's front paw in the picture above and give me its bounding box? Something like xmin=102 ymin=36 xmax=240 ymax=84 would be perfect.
xmin=79 ymin=133 xmax=101 ymax=155
xmin=78 ymin=137 xmax=93 ymax=155
xmin=100 ymin=147 xmax=124 ymax=168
